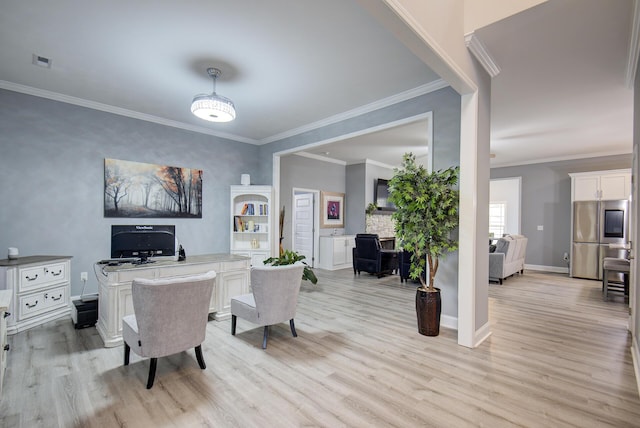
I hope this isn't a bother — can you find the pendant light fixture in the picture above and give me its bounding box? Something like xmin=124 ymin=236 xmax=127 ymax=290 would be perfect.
xmin=191 ymin=67 xmax=236 ymax=122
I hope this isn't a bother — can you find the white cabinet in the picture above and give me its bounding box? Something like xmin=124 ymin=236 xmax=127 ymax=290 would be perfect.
xmin=230 ymin=185 xmax=273 ymax=266
xmin=94 ymin=254 xmax=250 ymax=347
xmin=571 ymin=170 xmax=631 ymax=201
xmin=0 ymin=290 xmax=10 ymax=400
xmin=318 ymin=235 xmax=356 ymax=270
xmin=0 ymin=256 xmax=71 ymax=335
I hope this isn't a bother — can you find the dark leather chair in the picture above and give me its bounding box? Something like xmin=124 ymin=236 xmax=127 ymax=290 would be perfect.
xmin=352 ymin=234 xmax=397 ymax=278
xmin=399 ymin=250 xmax=412 ymax=283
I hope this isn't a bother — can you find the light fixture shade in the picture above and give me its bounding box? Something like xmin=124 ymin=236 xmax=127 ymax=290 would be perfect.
xmin=191 ymin=93 xmax=236 ymax=122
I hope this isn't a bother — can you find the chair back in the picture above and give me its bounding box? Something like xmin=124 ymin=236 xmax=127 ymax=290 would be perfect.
xmin=250 ymin=264 xmax=305 ymax=325
xmin=131 ymin=270 xmax=216 ymax=358
xmin=354 ymin=234 xmax=381 ymax=260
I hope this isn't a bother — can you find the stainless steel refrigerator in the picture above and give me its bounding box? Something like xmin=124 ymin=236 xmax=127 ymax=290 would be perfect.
xmin=571 ymin=200 xmax=629 ymax=280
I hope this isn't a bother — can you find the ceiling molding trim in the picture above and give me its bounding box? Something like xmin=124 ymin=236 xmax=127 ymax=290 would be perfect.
xmin=294 ymin=151 xmax=347 ymax=165
xmin=464 ymin=32 xmax=501 ymax=78
xmin=363 ymin=158 xmax=397 ymax=169
xmin=490 ymin=149 xmax=632 ymax=169
xmin=0 ymin=80 xmax=258 ymax=144
xmin=625 ymin=0 xmax=640 ymax=88
xmin=259 ymin=79 xmax=448 ymax=145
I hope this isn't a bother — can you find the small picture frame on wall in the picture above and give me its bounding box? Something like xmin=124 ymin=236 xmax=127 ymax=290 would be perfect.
xmin=320 ymin=191 xmax=345 ymax=228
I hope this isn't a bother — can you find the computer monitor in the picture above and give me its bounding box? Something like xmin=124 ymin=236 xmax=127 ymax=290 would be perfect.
xmin=110 ymin=225 xmax=177 ymax=263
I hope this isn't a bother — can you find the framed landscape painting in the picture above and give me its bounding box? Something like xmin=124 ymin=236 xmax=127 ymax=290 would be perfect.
xmin=320 ymin=191 xmax=345 ymax=228
xmin=104 ymin=158 xmax=203 ymax=218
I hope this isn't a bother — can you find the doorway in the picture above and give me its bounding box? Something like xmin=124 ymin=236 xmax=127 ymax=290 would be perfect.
xmin=292 ymin=188 xmax=320 ymax=268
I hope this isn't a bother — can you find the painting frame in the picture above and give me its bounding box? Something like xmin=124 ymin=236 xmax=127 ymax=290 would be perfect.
xmin=104 ymin=158 xmax=203 ymax=218
xmin=320 ymin=191 xmax=345 ymax=228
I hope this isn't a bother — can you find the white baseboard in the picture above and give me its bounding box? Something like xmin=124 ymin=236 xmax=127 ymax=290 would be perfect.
xmin=474 ymin=320 xmax=492 ymax=347
xmin=632 ymin=339 xmax=640 ymax=399
xmin=440 ymin=316 xmax=492 ymax=348
xmin=441 ymin=314 xmax=458 ymax=330
xmin=524 ymin=264 xmax=569 ymax=274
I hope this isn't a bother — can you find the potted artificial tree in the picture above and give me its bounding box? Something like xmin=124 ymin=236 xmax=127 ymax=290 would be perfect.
xmin=388 ymin=153 xmax=459 ymax=336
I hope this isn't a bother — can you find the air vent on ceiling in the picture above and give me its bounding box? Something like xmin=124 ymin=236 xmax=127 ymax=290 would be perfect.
xmin=32 ymin=54 xmax=52 ymax=68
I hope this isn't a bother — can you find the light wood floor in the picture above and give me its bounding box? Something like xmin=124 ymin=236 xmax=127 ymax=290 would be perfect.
xmin=1 ymin=270 xmax=639 ymax=427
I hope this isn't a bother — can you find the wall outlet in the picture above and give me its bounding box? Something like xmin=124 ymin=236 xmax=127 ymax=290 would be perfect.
xmin=537 ymin=225 xmax=544 ymax=231
xmin=80 ymin=272 xmax=88 ymax=281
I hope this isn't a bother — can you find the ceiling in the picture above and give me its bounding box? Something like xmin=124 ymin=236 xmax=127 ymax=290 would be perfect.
xmin=0 ymin=0 xmax=634 ymax=168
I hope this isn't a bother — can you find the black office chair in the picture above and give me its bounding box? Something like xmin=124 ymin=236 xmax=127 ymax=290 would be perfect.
xmin=352 ymin=234 xmax=397 ymax=278
xmin=399 ymin=250 xmax=412 ymax=283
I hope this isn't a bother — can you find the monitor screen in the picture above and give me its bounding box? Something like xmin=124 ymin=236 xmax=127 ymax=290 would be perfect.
xmin=111 ymin=225 xmax=177 ymax=262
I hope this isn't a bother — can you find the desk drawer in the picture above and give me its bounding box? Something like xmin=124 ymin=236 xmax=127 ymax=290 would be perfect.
xmin=224 ymin=260 xmax=250 ymax=271
xmin=18 ymin=285 xmax=68 ymax=320
xmin=19 ymin=262 xmax=68 ymax=292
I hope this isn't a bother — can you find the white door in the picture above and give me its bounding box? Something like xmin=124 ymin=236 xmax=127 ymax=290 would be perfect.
xmin=294 ymin=192 xmax=315 ymax=267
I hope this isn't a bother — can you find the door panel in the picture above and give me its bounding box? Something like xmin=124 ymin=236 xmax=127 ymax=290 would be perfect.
xmin=571 ymin=243 xmax=599 ymax=279
xmin=294 ymin=193 xmax=314 ymax=267
xmin=573 ymin=201 xmax=598 ymax=243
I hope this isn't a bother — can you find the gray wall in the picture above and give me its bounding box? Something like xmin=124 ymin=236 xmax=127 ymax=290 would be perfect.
xmin=490 ymin=154 xmax=631 ymax=268
xmin=0 ymin=89 xmax=259 ymax=296
xmin=345 ymin=163 xmax=366 ymax=234
xmin=279 ymin=155 xmax=346 ymax=250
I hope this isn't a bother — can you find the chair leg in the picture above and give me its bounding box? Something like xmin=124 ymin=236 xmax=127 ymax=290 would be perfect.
xmin=603 ymin=269 xmax=609 ymax=301
xmin=289 ymin=319 xmax=297 ymax=337
xmin=231 ymin=315 xmax=237 ymax=335
xmin=124 ymin=342 xmax=130 ymax=366
xmin=262 ymin=326 xmax=269 ymax=349
xmin=147 ymin=358 xmax=157 ymax=389
xmin=195 ymin=345 xmax=206 ymax=370
xmin=624 ymin=273 xmax=629 ymax=298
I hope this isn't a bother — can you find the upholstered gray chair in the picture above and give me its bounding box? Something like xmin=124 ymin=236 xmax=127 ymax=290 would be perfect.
xmin=123 ymin=270 xmax=216 ymax=389
xmin=230 ymin=264 xmax=305 ymax=349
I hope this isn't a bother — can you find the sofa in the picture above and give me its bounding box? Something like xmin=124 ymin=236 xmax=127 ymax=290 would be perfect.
xmin=489 ymin=234 xmax=528 ymax=284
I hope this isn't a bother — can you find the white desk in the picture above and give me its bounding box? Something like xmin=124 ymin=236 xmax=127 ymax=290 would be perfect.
xmin=0 ymin=289 xmax=10 ymax=399
xmin=94 ymin=254 xmax=250 ymax=347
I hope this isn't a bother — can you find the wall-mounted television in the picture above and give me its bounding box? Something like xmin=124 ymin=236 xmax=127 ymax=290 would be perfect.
xmin=374 ymin=179 xmax=395 ymax=211
xmin=111 ymin=225 xmax=177 ymax=264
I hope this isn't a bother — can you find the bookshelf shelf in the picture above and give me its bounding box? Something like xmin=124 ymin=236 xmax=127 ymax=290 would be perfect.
xmin=230 ymin=185 xmax=273 ymax=266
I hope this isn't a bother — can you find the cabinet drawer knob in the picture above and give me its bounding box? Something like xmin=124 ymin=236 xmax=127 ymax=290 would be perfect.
xmin=25 ymin=300 xmax=38 ymax=309
xmin=25 ymin=274 xmax=38 ymax=281
xmin=3 ymin=312 xmax=9 ymax=318
xmin=3 ymin=344 xmax=8 ymax=352
xmin=51 ymin=270 xmax=62 ymax=276
xmin=50 ymin=294 xmax=62 ymax=301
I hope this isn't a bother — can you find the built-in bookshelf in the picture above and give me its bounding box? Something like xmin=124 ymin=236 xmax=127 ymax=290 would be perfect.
xmin=230 ymin=185 xmax=273 ymax=266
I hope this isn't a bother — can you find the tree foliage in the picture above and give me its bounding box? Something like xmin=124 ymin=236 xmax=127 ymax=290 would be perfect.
xmin=388 ymin=153 xmax=459 ymax=291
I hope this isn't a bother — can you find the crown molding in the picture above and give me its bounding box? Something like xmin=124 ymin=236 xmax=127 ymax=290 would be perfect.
xmin=0 ymin=80 xmax=258 ymax=144
xmin=464 ymin=32 xmax=501 ymax=78
xmin=626 ymin=0 xmax=640 ymax=88
xmin=1 ymin=79 xmax=448 ymax=147
xmin=490 ymin=149 xmax=632 ymax=168
xmin=294 ymin=151 xmax=347 ymax=165
xmin=363 ymin=158 xmax=396 ymax=169
xmin=259 ymin=79 xmax=448 ymax=145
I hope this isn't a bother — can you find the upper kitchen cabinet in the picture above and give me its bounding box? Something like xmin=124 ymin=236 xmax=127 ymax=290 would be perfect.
xmin=570 ymin=169 xmax=631 ymax=201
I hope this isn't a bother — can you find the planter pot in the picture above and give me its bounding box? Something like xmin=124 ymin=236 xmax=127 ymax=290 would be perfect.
xmin=415 ymin=287 xmax=441 ymax=336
